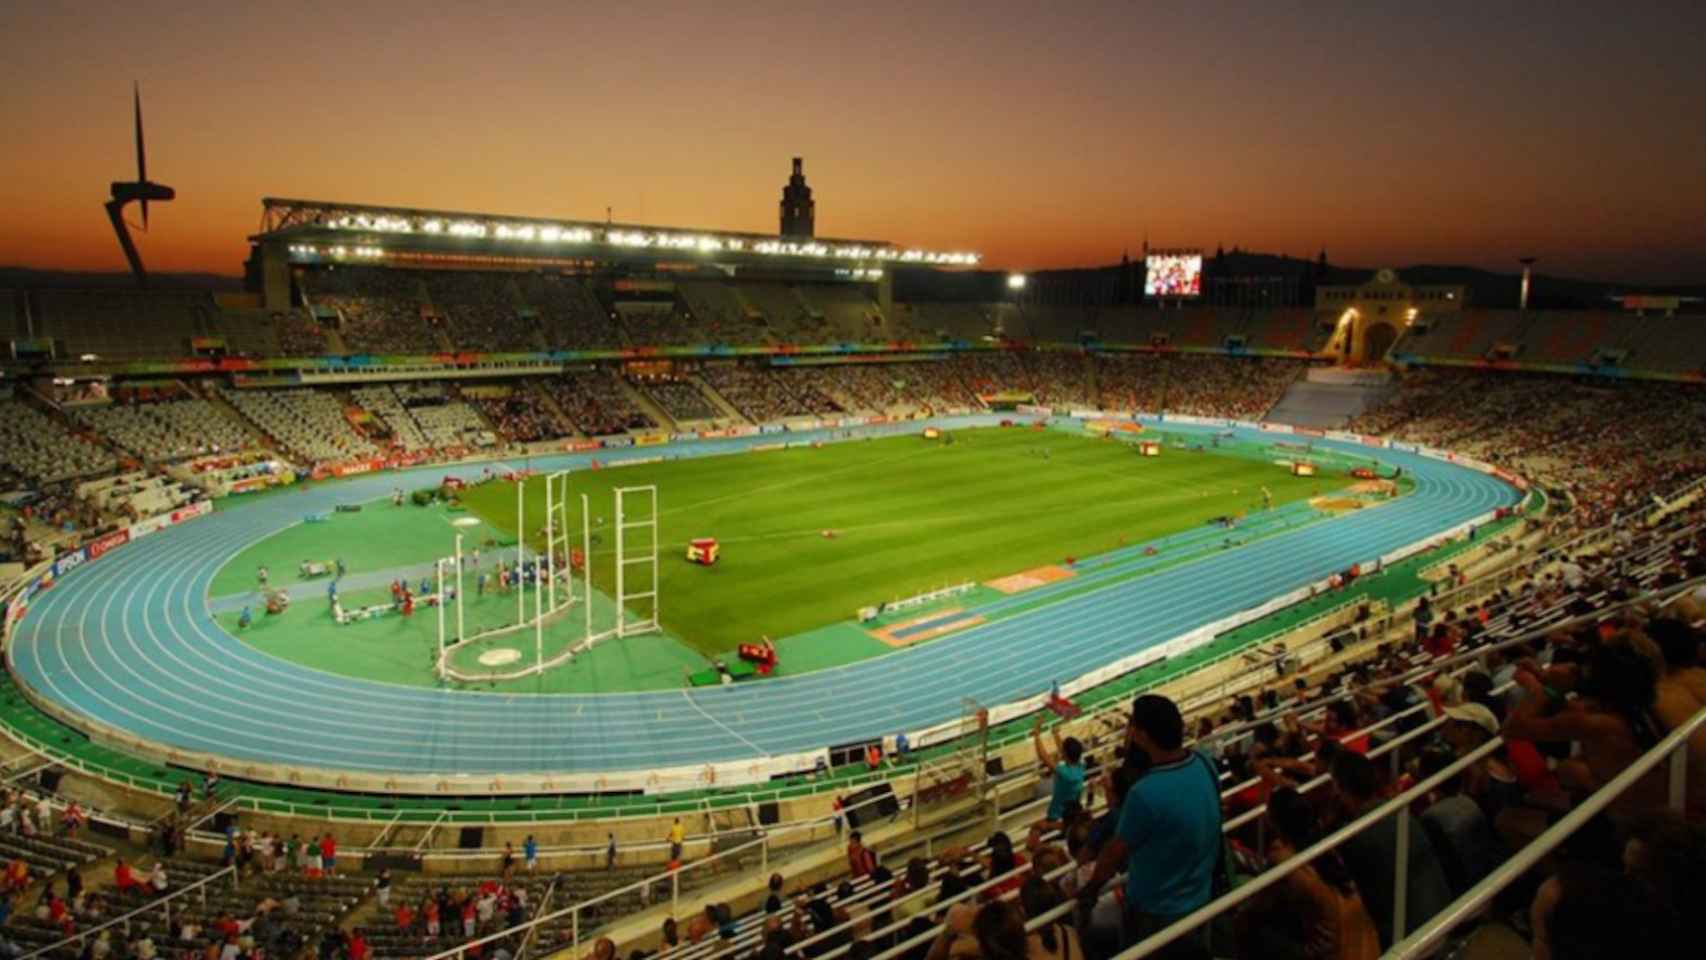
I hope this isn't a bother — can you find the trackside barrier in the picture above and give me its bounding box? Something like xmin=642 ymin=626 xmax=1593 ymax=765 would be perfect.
xmin=24 ymin=864 xmax=239 ymax=960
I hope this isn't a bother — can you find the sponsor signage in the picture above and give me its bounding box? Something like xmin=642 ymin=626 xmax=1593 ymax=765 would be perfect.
xmin=128 ymin=514 xmax=173 ymax=540
xmin=86 ymin=529 xmax=130 ymax=561
xmin=51 ymin=548 xmax=89 ymax=579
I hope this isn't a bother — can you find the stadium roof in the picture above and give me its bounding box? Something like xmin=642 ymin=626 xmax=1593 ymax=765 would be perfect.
xmin=253 ymin=197 xmax=980 ymax=270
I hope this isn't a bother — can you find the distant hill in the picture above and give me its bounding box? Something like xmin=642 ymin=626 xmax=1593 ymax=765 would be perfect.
xmin=0 ymin=267 xmax=243 ymax=292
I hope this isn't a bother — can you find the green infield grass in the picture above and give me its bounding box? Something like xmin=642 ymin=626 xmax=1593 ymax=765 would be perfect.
xmin=459 ymin=425 xmax=1342 ymax=657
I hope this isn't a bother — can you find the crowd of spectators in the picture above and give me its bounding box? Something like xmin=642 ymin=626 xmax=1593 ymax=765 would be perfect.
xmin=543 ymin=370 xmax=656 ymax=436
xmin=468 ymin=386 xmax=572 ymax=444
xmin=901 ymin=361 xmax=982 ymax=410
xmin=678 ymin=282 xmax=772 ymax=345
xmin=1170 ymin=496 xmax=1705 ymax=957
xmin=1095 ymin=354 xmax=1302 ymax=419
xmin=951 ymin=353 xmax=1033 ymax=397
xmin=275 ymin=311 xmax=330 ymax=356
xmin=1024 ymin=352 xmax=1094 ymax=407
xmin=699 ymin=365 xmax=831 ymax=422
xmin=426 ymin=273 xmax=540 ymax=353
xmin=617 ymin=304 xmax=694 ymax=348
xmin=641 ymin=379 xmax=721 ymax=423
xmin=795 ymin=363 xmax=927 ymax=414
xmin=1350 ymin=370 xmax=1706 ymax=530
xmin=307 ymin=270 xmax=444 ymax=355
xmin=515 ymin=275 xmax=619 ymax=350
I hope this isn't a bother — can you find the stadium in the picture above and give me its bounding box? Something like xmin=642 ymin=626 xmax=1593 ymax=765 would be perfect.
xmin=2 ymin=108 xmax=1704 ymax=960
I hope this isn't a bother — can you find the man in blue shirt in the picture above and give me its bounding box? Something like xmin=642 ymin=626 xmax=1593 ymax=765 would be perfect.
xmin=1077 ymin=695 xmax=1221 ymax=959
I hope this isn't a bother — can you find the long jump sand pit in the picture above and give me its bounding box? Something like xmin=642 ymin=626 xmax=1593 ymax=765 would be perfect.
xmin=987 ymin=564 xmax=1078 ymax=595
xmin=869 ymin=608 xmax=987 ymax=648
xmin=1311 ymin=480 xmax=1397 ymax=514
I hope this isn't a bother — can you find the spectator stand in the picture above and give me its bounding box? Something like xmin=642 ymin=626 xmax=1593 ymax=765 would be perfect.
xmin=0 ymin=397 xmax=118 ymax=487
xmin=542 ymin=369 xmax=657 ymax=437
xmin=213 ymin=383 xmax=380 ymax=467
xmin=465 ymin=382 xmax=573 ymax=446
xmin=15 ymin=863 xmax=239 ymax=960
xmin=425 ymin=272 xmax=540 ymax=353
xmin=515 ymin=275 xmax=620 ymax=350
xmin=304 ymin=268 xmax=445 ymax=355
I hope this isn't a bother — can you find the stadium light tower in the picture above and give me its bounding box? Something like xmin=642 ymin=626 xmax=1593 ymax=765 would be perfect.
xmin=1519 ymin=257 xmax=1536 ymax=311
xmin=1006 ymin=273 xmax=1028 ymax=291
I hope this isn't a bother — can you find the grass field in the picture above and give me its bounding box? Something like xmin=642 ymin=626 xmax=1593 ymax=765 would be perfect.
xmin=460 ymin=425 xmax=1342 ymax=656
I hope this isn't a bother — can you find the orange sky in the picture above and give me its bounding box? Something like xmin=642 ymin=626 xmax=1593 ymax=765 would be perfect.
xmin=2 ymin=1 xmax=1703 ymax=282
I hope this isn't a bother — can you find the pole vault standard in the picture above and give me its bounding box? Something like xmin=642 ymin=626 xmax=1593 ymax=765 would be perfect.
xmin=614 ymin=485 xmax=660 ymax=637
xmin=454 ymin=533 xmax=465 ymax=643
xmin=516 ymin=477 xmax=526 ymax=627
xmin=582 ymin=493 xmax=593 ymax=642
xmin=435 ymin=557 xmax=447 ymax=665
xmin=435 ymin=475 xmax=658 ymax=683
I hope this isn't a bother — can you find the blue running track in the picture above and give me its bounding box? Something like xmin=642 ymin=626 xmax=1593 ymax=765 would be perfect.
xmin=7 ymin=418 xmax=1519 ymax=778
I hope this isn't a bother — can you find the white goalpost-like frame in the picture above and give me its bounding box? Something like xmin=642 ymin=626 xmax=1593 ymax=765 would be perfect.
xmin=614 ymin=484 xmax=660 ymax=638
xmin=433 ymin=473 xmax=659 ymax=683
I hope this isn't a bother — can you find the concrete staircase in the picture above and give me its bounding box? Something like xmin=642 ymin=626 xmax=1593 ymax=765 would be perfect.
xmin=691 ymin=374 xmax=751 ymax=424
xmin=1265 ymin=368 xmax=1396 ymax=429
xmin=618 ymin=378 xmax=675 ymax=432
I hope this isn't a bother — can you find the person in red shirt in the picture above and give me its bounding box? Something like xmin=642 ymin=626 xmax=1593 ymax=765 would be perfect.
xmin=112 ymin=859 xmax=135 ymax=897
xmin=846 ymin=831 xmax=877 ymax=878
xmin=347 ymin=932 xmax=368 ymax=960
xmin=320 ymin=834 xmax=337 ymax=875
xmin=49 ymin=894 xmax=71 ymax=934
xmin=395 ymin=903 xmax=414 ymax=934
xmin=423 ymin=899 xmax=441 ymax=937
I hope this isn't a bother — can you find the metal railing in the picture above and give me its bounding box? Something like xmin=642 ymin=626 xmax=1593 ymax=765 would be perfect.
xmin=851 ymin=572 xmax=1704 ymax=960
xmin=667 ymin=525 xmax=1662 ymax=960
xmin=24 ymin=864 xmax=240 ymax=960
xmin=414 ymin=772 xmax=949 ymax=960
xmin=1111 ymin=702 xmax=1703 ymax=960
xmin=1387 ymin=704 xmax=1704 ymax=957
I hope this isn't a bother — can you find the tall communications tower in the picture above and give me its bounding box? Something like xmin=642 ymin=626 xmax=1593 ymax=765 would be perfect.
xmin=779 ymin=157 xmax=815 ymax=238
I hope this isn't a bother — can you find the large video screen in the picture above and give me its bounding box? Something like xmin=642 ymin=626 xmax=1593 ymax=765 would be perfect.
xmin=1145 ymin=253 xmax=1203 ymax=297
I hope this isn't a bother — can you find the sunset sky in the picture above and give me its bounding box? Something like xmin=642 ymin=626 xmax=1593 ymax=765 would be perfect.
xmin=2 ymin=1 xmax=1702 ymax=282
